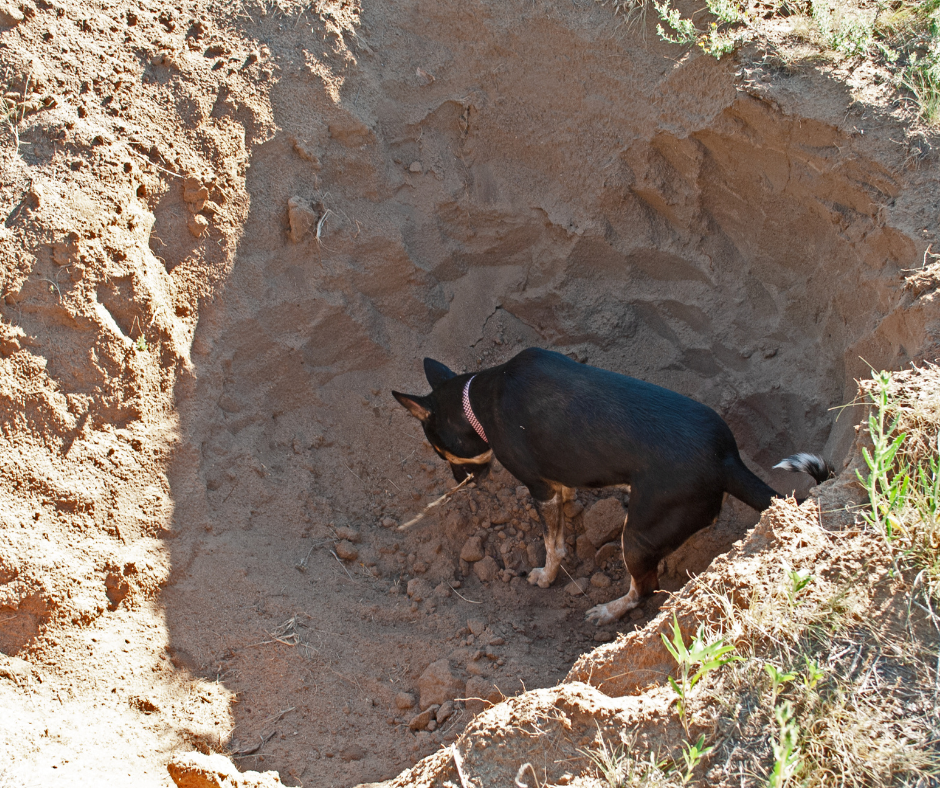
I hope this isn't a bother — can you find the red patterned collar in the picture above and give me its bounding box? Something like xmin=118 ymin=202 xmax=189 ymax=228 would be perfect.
xmin=462 ymin=376 xmax=488 ymax=444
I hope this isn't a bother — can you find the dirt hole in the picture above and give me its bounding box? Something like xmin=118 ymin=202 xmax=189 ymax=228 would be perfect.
xmin=3 ymin=2 xmax=935 ymax=786
xmin=162 ymin=28 xmax=921 ymax=787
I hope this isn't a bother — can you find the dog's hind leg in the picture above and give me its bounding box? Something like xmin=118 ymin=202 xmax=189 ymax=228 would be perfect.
xmin=586 ymin=493 xmax=722 ymax=626
xmin=527 ymin=484 xmax=574 ymax=588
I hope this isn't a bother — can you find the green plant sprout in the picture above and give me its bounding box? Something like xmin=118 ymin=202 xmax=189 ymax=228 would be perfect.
xmin=857 ymin=370 xmax=910 ymax=541
xmin=785 ymin=567 xmax=814 ymax=606
xmin=662 ymin=614 xmax=742 ymax=732
xmin=678 ymin=734 xmax=714 ymax=784
xmin=763 ymin=663 xmax=797 ymax=706
xmin=767 ymin=700 xmax=802 ymax=788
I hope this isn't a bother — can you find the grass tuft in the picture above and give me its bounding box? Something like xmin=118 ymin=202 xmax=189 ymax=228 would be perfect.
xmin=601 ymin=0 xmax=940 ymax=122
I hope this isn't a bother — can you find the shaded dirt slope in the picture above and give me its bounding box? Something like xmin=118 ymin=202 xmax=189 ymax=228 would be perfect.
xmin=1 ymin=0 xmax=939 ymax=786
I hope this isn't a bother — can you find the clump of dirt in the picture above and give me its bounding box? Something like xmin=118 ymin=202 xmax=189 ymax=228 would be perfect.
xmin=1 ymin=0 xmax=939 ymax=786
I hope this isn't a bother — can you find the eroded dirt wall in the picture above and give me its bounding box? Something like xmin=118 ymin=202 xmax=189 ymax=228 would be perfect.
xmin=1 ymin=0 xmax=938 ymax=785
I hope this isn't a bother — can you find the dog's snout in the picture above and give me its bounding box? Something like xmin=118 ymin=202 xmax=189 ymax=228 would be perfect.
xmin=449 ymin=461 xmax=490 ymax=483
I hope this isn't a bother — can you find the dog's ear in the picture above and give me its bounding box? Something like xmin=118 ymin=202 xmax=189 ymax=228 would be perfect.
xmin=423 ymin=358 xmax=456 ymax=389
xmin=392 ymin=391 xmax=432 ymax=421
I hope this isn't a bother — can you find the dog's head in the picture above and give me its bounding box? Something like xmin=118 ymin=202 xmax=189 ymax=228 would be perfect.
xmin=392 ymin=358 xmax=492 ymax=482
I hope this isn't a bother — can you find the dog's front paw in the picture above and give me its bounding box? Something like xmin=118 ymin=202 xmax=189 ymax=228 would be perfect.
xmin=527 ymin=567 xmax=553 ymax=588
xmin=585 ymin=603 xmax=617 ymax=626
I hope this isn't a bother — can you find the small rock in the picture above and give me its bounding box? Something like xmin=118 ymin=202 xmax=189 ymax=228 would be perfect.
xmin=408 ymin=705 xmax=438 ymax=731
xmin=564 ymin=578 xmax=589 ymax=595
xmin=408 ymin=161 xmax=422 ymax=173
xmin=575 ymin=534 xmax=596 ymax=563
xmin=467 ymin=619 xmax=486 ymax=636
xmin=287 ymin=196 xmax=319 ymax=243
xmin=590 ymin=572 xmax=612 ymax=589
xmin=433 ymin=582 xmax=452 ymax=598
xmin=436 ymin=700 xmax=454 ymax=723
xmin=381 ymin=517 xmax=397 ymax=529
xmin=182 ymin=176 xmax=210 ymax=204
xmin=473 ymin=556 xmax=500 ymax=582
xmin=418 ymin=660 xmax=463 ymax=709
xmin=464 ymin=677 xmax=501 ymax=715
xmin=563 ymin=500 xmax=584 ymax=519
xmin=335 ymin=526 xmax=360 ymax=543
xmin=334 ymin=540 xmax=358 ymax=561
xmin=395 ymin=692 xmax=416 ymax=710
xmin=340 ymin=743 xmax=365 ymax=762
xmin=594 ymin=542 xmax=620 ymax=567
xmin=407 ymin=578 xmax=433 ymax=602
xmin=594 ymin=630 xmax=614 ymax=643
xmin=583 ymin=498 xmax=626 ymax=548
xmin=460 ymin=536 xmax=484 ymax=563
xmin=187 ymin=214 xmax=209 ymax=237
xmin=488 ymin=636 xmax=504 ymax=646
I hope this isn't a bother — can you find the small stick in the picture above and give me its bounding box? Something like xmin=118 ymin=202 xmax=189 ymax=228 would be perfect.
xmin=260 ymin=706 xmax=295 ymax=727
xmin=329 ymin=549 xmax=354 ymax=580
xmin=295 ymin=544 xmax=315 ymax=571
xmin=232 ymin=729 xmax=276 ymax=757
xmin=399 ymin=475 xmax=474 ymax=530
xmin=449 ymin=584 xmax=483 ymax=605
xmin=315 ymin=208 xmax=333 ymax=242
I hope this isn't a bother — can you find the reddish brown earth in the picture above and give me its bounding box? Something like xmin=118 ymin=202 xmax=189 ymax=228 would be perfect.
xmin=1 ymin=0 xmax=939 ymax=786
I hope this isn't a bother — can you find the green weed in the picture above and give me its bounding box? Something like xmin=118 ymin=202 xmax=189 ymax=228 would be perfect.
xmin=661 ymin=613 xmax=741 ymax=732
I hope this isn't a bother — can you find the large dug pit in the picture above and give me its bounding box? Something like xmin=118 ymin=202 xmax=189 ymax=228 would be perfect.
xmin=163 ymin=6 xmax=935 ymax=786
xmin=2 ymin=0 xmax=939 ymax=786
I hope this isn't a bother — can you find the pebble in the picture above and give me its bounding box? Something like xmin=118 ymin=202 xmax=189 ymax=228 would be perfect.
xmin=340 ymin=744 xmax=365 ymax=762
xmin=473 ymin=556 xmax=500 ymax=582
xmin=395 ymin=692 xmax=416 ymax=710
xmin=335 ymin=525 xmax=361 ymax=543
xmin=590 ymin=572 xmax=612 ymax=589
xmin=594 ymin=542 xmax=620 ymax=567
xmin=467 ymin=619 xmax=486 ymax=636
xmin=409 ymin=705 xmax=438 ymax=731
xmin=187 ymin=214 xmax=209 ymax=237
xmin=564 ymin=578 xmax=589 ymax=595
xmin=335 ymin=540 xmax=359 ymax=561
xmin=418 ymin=660 xmax=464 ymax=709
xmin=460 ymin=536 xmax=485 ymax=563
xmin=407 ymin=578 xmax=433 ymax=601
xmin=436 ymin=701 xmax=454 ymax=723
xmin=583 ymin=498 xmax=627 ymax=548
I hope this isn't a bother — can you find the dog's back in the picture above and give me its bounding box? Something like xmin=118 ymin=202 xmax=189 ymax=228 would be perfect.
xmin=477 ymin=348 xmax=763 ymax=501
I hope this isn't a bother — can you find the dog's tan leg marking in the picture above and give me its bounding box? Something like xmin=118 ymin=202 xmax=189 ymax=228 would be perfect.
xmin=527 ymin=485 xmax=573 ymax=589
xmin=585 ymin=577 xmax=642 ymax=626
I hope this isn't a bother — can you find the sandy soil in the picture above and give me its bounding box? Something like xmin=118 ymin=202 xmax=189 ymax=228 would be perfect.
xmin=1 ymin=0 xmax=939 ymax=785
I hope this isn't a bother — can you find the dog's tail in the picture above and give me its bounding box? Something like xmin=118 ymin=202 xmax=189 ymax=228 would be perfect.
xmin=724 ymin=452 xmax=833 ymax=513
xmin=773 ymin=453 xmax=834 ymax=485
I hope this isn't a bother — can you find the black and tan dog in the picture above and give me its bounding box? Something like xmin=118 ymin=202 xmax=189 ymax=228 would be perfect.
xmin=393 ymin=347 xmax=831 ymax=625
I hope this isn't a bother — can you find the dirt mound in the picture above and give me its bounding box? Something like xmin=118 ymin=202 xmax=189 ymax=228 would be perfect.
xmin=1 ymin=0 xmax=939 ymax=785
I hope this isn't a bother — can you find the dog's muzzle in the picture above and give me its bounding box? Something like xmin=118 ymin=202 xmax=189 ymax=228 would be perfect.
xmin=441 ymin=449 xmax=493 ymax=482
